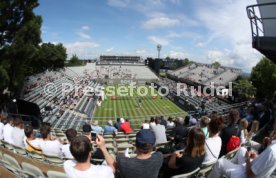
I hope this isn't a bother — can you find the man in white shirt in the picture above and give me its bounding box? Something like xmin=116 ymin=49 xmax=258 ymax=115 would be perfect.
xmin=0 ymin=116 xmax=5 ymax=140
xmin=12 ymin=118 xmax=25 ymax=147
xmin=39 ymin=124 xmax=62 ymax=156
xmin=61 ymin=128 xmax=77 ymax=159
xmin=3 ymin=117 xmax=14 ymax=144
xmin=209 ymin=119 xmax=276 ymax=178
xmin=64 ymin=135 xmax=115 ymax=178
xmin=151 ymin=117 xmax=167 ymax=144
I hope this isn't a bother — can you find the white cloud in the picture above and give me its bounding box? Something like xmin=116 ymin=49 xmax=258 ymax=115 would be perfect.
xmin=107 ymin=0 xmax=129 ymax=8
xmin=135 ymin=49 xmax=147 ymax=54
xmin=195 ymin=0 xmax=262 ymax=71
xmin=65 ymin=41 xmax=99 ymax=59
xmin=143 ymin=17 xmax=179 ymax=29
xmin=76 ymin=31 xmax=91 ymax=39
xmin=106 ymin=47 xmax=114 ymax=52
xmin=148 ymin=36 xmax=169 ymax=46
xmin=167 ymin=51 xmax=189 ymax=59
xmin=81 ymin=26 xmax=90 ymax=31
xmin=196 ymin=42 xmax=204 ymax=48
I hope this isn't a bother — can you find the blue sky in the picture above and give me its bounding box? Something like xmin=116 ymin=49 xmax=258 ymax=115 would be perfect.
xmin=35 ymin=0 xmax=262 ymax=72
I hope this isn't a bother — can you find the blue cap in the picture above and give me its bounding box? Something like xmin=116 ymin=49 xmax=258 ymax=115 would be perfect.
xmin=136 ymin=129 xmax=156 ymax=145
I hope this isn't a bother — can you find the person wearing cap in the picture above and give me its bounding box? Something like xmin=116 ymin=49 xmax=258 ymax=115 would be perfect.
xmin=114 ymin=118 xmax=122 ymax=130
xmin=103 ymin=120 xmax=117 ymax=135
xmin=116 ymin=129 xmax=163 ymax=178
xmin=90 ymin=120 xmax=104 ymax=134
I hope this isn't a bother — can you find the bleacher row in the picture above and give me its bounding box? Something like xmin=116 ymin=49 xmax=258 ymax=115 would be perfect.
xmin=23 ymin=70 xmax=99 ymax=131
xmin=0 ymin=127 xmax=242 ymax=178
xmin=169 ymin=63 xmax=241 ymax=86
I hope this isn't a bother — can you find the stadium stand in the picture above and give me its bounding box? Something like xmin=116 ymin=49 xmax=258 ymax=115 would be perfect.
xmin=169 ymin=63 xmax=241 ymax=87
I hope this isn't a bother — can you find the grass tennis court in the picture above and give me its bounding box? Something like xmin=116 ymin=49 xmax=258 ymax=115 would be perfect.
xmin=94 ymin=84 xmax=187 ymax=128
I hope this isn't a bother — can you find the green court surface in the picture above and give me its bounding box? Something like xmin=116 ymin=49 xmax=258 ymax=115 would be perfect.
xmin=93 ymin=85 xmax=187 ymax=128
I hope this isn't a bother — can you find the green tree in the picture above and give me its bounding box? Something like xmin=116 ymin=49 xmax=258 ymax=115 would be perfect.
xmin=233 ymin=78 xmax=256 ymax=101
xmin=251 ymin=57 xmax=276 ymax=98
xmin=0 ymin=0 xmax=42 ymax=96
xmin=212 ymin=61 xmax=221 ymax=68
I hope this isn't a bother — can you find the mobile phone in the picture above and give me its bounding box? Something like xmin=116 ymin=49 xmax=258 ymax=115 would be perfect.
xmin=91 ymin=132 xmax=97 ymax=141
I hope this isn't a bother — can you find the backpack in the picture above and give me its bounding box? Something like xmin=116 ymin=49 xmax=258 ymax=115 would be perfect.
xmin=226 ymin=127 xmax=240 ymax=153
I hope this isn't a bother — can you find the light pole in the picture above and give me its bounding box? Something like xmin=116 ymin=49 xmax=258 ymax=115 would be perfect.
xmin=157 ymin=44 xmax=162 ymax=59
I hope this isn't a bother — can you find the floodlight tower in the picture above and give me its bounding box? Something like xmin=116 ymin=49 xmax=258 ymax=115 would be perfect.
xmin=157 ymin=44 xmax=162 ymax=59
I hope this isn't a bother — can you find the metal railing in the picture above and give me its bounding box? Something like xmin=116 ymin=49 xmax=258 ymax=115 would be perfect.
xmin=246 ymin=2 xmax=276 ymax=39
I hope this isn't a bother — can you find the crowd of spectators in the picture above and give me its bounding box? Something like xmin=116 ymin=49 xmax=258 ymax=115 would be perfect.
xmin=0 ymin=96 xmax=275 ymax=178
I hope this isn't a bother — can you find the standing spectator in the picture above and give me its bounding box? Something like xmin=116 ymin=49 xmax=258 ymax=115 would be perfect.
xmin=103 ymin=120 xmax=117 ymax=135
xmin=151 ymin=117 xmax=167 ymax=144
xmin=24 ymin=125 xmax=42 ymax=154
xmin=39 ymin=124 xmax=62 ymax=156
xmin=120 ymin=119 xmax=133 ymax=134
xmin=91 ymin=120 xmax=104 ymax=134
xmin=116 ymin=129 xmax=163 ymax=178
xmin=199 ymin=116 xmax=210 ymax=139
xmin=64 ymin=135 xmax=115 ymax=178
xmin=62 ymin=128 xmax=77 ymax=159
xmin=11 ymin=118 xmax=25 ymax=147
xmin=113 ymin=118 xmax=122 ymax=130
xmin=166 ymin=127 xmax=206 ymax=177
xmin=204 ymin=116 xmax=224 ymax=163
xmin=3 ymin=117 xmax=14 ymax=144
xmin=220 ymin=109 xmax=241 ymax=157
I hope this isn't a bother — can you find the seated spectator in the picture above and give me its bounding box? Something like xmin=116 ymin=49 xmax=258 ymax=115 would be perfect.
xmin=90 ymin=120 xmax=103 ymax=134
xmin=151 ymin=117 xmax=167 ymax=144
xmin=149 ymin=117 xmax=156 ymax=128
xmin=160 ymin=116 xmax=167 ymax=128
xmin=116 ymin=129 xmax=163 ymax=178
xmin=199 ymin=116 xmax=210 ymax=139
xmin=113 ymin=118 xmax=122 ymax=130
xmin=167 ymin=127 xmax=206 ymax=177
xmin=167 ymin=117 xmax=175 ymax=129
xmin=0 ymin=116 xmax=5 ymax=140
xmin=220 ymin=109 xmax=241 ymax=157
xmin=103 ymin=120 xmax=117 ymax=135
xmin=61 ymin=128 xmax=77 ymax=159
xmin=120 ymin=118 xmax=133 ymax=134
xmin=204 ymin=116 xmax=224 ymax=163
xmin=24 ymin=125 xmax=42 ymax=154
xmin=12 ymin=118 xmax=25 ymax=147
xmin=141 ymin=119 xmax=150 ymax=129
xmin=3 ymin=117 xmax=14 ymax=144
xmin=39 ymin=124 xmax=62 ymax=156
xmin=170 ymin=117 xmax=189 ymax=149
xmin=64 ymin=135 xmax=115 ymax=178
xmin=239 ymin=118 xmax=249 ymax=145
xmin=209 ymin=119 xmax=276 ymax=178
xmin=83 ymin=124 xmax=92 ymax=141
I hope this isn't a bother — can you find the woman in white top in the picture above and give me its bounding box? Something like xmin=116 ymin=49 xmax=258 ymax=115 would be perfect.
xmin=204 ymin=116 xmax=224 ymax=163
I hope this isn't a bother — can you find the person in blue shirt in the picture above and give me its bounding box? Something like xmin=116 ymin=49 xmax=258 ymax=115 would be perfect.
xmin=104 ymin=120 xmax=117 ymax=135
